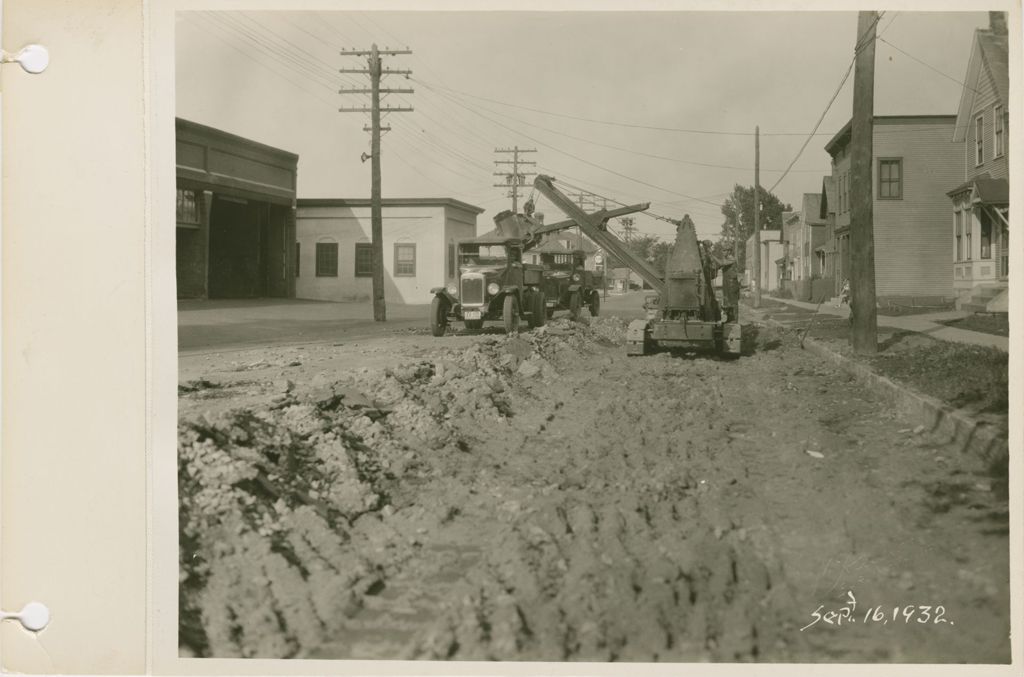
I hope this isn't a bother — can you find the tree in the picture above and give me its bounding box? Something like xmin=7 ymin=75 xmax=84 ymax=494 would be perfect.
xmin=604 ymin=234 xmax=673 ymax=286
xmin=718 ymin=184 xmax=792 ymax=275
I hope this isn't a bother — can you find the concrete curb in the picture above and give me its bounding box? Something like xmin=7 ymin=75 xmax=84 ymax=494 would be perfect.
xmin=752 ymin=314 xmax=1009 ymax=470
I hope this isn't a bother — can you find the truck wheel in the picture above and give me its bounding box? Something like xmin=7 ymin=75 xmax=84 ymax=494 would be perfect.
xmin=503 ymin=294 xmax=520 ymax=334
xmin=588 ymin=291 xmax=600 ymax=317
xmin=464 ymin=319 xmax=484 ymax=331
xmin=531 ymin=290 xmax=546 ymax=328
xmin=568 ymin=291 xmax=581 ymax=320
xmin=430 ymin=296 xmax=449 ymax=337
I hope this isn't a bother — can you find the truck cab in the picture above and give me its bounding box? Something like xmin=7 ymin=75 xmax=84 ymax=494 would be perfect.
xmin=540 ymin=248 xmax=601 ymax=319
xmin=429 ymin=235 xmax=546 ymax=335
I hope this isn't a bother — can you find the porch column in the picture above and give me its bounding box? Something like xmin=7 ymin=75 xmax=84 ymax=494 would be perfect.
xmin=201 ymin=190 xmax=214 ymax=300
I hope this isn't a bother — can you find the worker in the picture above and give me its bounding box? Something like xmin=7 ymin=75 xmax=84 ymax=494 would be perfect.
xmin=836 ymin=278 xmax=851 ymax=307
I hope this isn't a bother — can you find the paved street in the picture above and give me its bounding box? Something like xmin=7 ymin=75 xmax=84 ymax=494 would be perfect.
xmin=178 ymin=302 xmax=1009 ymax=662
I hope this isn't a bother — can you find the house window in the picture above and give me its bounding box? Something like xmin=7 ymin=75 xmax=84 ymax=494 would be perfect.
xmin=980 ymin=210 xmax=992 ymax=259
xmin=394 ymin=243 xmax=416 ymax=277
xmin=315 ymin=242 xmax=339 ymax=277
xmin=994 ymin=105 xmax=1005 ymax=158
xmin=966 ymin=218 xmax=973 ymax=261
xmin=295 ymin=242 xmax=300 ymax=277
xmin=354 ymin=242 xmax=373 ymax=277
xmin=176 ymin=188 xmax=200 ymax=224
xmin=448 ymin=241 xmax=455 ymax=278
xmin=877 ymin=158 xmax=902 ymax=199
xmin=955 ymin=210 xmax=963 ymax=261
xmin=975 ymin=114 xmax=984 ymax=166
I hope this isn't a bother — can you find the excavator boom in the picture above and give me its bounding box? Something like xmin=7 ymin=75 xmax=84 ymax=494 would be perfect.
xmin=532 ymin=175 xmax=664 ymax=293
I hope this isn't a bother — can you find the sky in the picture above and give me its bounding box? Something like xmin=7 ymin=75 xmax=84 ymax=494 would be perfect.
xmin=176 ymin=9 xmax=993 ymax=240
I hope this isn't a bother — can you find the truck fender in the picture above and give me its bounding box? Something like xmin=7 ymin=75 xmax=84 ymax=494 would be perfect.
xmin=430 ymin=287 xmax=458 ymax=306
xmin=567 ymin=283 xmax=582 ymax=293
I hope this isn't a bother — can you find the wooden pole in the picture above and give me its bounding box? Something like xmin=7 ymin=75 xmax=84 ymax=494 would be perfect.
xmin=369 ymin=44 xmax=386 ymax=322
xmin=752 ymin=126 xmax=761 ymax=308
xmin=850 ymin=12 xmax=878 ymax=353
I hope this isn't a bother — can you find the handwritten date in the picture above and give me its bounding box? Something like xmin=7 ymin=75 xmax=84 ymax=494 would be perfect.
xmin=800 ymin=591 xmax=953 ymax=632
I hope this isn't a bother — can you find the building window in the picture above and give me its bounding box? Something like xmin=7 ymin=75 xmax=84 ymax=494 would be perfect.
xmin=315 ymin=242 xmax=338 ymax=277
xmin=955 ymin=210 xmax=963 ymax=261
xmin=877 ymin=158 xmax=902 ymax=199
xmin=980 ymin=210 xmax=992 ymax=259
xmin=394 ymin=243 xmax=416 ymax=277
xmin=176 ymin=188 xmax=200 ymax=224
xmin=994 ymin=105 xmax=1005 ymax=158
xmin=448 ymin=241 xmax=455 ymax=278
xmin=966 ymin=219 xmax=972 ymax=261
xmin=354 ymin=242 xmax=373 ymax=277
xmin=975 ymin=114 xmax=984 ymax=166
xmin=295 ymin=242 xmax=300 ymax=277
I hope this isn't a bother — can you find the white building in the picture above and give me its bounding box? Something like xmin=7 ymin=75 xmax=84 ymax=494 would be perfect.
xmin=295 ymin=198 xmax=484 ymax=304
xmin=744 ymin=229 xmax=784 ymax=293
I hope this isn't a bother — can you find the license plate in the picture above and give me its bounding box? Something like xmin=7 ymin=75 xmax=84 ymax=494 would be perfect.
xmin=464 ymin=310 xmax=481 ymax=320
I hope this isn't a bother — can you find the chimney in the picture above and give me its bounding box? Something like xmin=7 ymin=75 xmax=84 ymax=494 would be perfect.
xmin=989 ymin=11 xmax=1007 ymax=36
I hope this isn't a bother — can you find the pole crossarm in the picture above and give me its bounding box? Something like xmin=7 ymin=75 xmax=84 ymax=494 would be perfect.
xmin=339 ymin=88 xmax=415 ymax=94
xmin=338 ymin=68 xmax=413 ymax=75
xmin=340 ymin=49 xmax=412 ymax=56
xmin=339 ymin=106 xmax=414 ymax=113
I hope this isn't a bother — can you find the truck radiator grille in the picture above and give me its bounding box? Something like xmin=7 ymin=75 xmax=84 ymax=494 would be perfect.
xmin=461 ymin=276 xmax=484 ymax=305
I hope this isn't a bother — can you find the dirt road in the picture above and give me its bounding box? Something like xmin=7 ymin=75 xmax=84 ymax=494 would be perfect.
xmin=178 ymin=314 xmax=1009 ymax=663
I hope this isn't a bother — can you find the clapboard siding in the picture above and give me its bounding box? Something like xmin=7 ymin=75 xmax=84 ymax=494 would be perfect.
xmin=964 ymin=64 xmax=1009 ymax=181
xmin=873 ymin=120 xmax=962 ymax=297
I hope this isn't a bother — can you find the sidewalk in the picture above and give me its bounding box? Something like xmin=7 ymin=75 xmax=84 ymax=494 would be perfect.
xmin=758 ymin=295 xmax=1008 ymax=352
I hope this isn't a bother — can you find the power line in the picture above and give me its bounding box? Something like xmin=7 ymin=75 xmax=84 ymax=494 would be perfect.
xmin=878 ymin=36 xmax=983 ymax=96
xmin=427 ymin=81 xmax=827 ymax=173
xmin=424 ymin=81 xmax=724 ymax=208
xmin=766 ymin=12 xmax=885 ymax=194
xmin=184 ymin=14 xmax=340 ymax=107
xmin=422 ymin=81 xmax=845 ymax=137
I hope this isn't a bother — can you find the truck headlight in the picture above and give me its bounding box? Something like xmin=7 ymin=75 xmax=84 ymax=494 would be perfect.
xmin=446 ymin=284 xmax=457 ymax=295
xmin=487 ymin=282 xmax=500 ymax=295
xmin=572 ymin=273 xmax=581 ymax=282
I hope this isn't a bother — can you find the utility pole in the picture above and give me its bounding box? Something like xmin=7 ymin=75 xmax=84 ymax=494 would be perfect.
xmin=850 ymin=11 xmax=879 ymax=353
xmin=619 ymin=217 xmax=636 ymax=243
xmin=568 ymin=192 xmax=595 ymax=251
xmin=752 ymin=125 xmax=761 ymax=309
xmin=493 ymin=146 xmax=537 ymax=213
xmin=339 ymin=44 xmax=414 ymax=322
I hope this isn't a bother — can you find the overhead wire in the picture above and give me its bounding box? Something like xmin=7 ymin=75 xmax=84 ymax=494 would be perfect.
xmin=183 ymin=14 xmax=340 ymax=108
xmin=766 ymin=11 xmax=885 ymax=194
xmin=421 ymin=79 xmax=827 ymax=173
xmin=424 ymin=81 xmax=725 ymax=208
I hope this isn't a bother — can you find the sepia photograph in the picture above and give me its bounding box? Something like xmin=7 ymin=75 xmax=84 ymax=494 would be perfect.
xmin=173 ymin=8 xmax=1012 ymax=664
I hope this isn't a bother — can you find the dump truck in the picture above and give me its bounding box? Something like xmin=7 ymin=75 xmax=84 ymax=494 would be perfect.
xmin=532 ymin=175 xmax=742 ymax=356
xmin=430 ymin=197 xmax=644 ymax=336
xmin=429 ymin=224 xmax=547 ymax=336
xmin=537 ymin=246 xmax=602 ymax=320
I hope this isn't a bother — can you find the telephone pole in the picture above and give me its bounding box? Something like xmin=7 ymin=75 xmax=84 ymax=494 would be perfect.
xmin=493 ymin=146 xmax=537 ymax=213
xmin=339 ymin=44 xmax=413 ymax=322
xmin=850 ymin=11 xmax=879 ymax=353
xmin=568 ymin=192 xmax=596 ymax=250
xmin=619 ymin=217 xmax=636 ymax=243
xmin=752 ymin=125 xmax=761 ymax=309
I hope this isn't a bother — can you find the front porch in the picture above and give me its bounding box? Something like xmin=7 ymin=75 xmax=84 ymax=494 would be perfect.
xmin=949 ymin=176 xmax=1008 ymax=311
